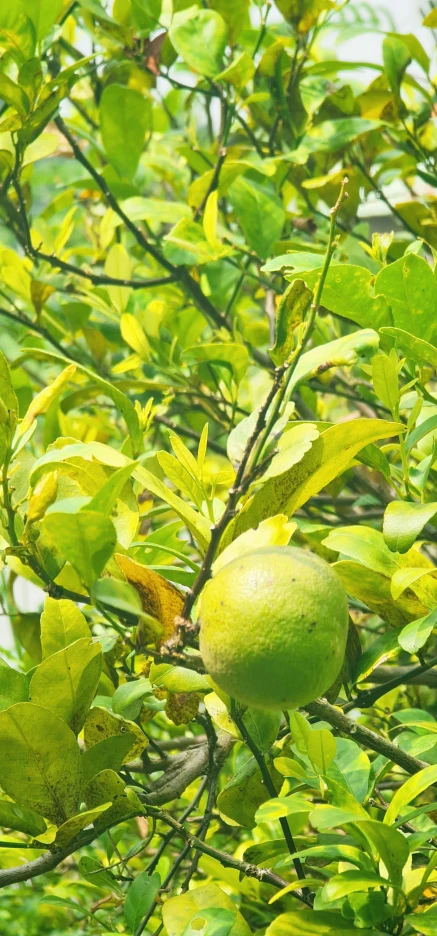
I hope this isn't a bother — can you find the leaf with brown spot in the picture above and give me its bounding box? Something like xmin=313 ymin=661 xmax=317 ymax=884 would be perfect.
xmin=83 ymin=705 xmax=147 ymax=762
xmin=115 ymin=553 xmax=184 ymax=646
xmin=165 ymin=692 xmax=202 ymax=725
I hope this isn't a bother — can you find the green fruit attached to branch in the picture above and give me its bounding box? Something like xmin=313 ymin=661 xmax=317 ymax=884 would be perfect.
xmin=199 ymin=546 xmax=349 ymax=711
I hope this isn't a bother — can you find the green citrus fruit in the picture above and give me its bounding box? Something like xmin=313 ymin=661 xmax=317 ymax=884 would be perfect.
xmin=198 ymin=546 xmax=349 ymax=711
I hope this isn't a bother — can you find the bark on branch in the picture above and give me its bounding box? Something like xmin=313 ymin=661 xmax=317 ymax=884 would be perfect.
xmin=306 ymin=698 xmax=427 ymax=775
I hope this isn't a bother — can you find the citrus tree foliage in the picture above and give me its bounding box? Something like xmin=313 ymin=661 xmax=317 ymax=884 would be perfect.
xmin=3 ymin=0 xmax=437 ymax=934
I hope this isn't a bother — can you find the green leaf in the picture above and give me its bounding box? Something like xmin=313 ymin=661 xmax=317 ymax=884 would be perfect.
xmin=380 ymin=326 xmax=437 ymax=370
xmin=84 ymin=706 xmax=147 ymax=762
xmin=158 ymin=450 xmax=203 ymax=507
xmin=424 ymin=9 xmax=437 ymax=27
xmin=43 ymin=511 xmax=117 ymax=589
xmin=15 ymin=348 xmax=143 ymax=454
xmin=121 ymin=314 xmax=150 ymax=359
xmin=328 ymin=738 xmax=371 ymax=803
xmin=384 ymin=764 xmax=437 ymax=827
xmin=81 ymin=734 xmax=136 ymax=787
xmin=162 ymin=883 xmax=252 ymax=936
xmin=100 ymin=84 xmax=150 ymax=180
xmin=0 ymin=349 xmax=18 ymax=465
xmin=182 ymin=343 xmax=249 ymax=384
xmin=164 ymin=217 xmax=229 ymax=265
xmin=92 ymin=577 xmax=145 ymax=622
xmin=19 ymin=57 xmax=42 ymax=110
xmin=307 ymin=729 xmax=336 ymax=773
xmin=390 ymin=566 xmax=436 ymax=602
xmin=216 ymin=51 xmax=255 ymax=88
xmin=243 ymin=839 xmax=289 ymax=865
xmin=182 ymin=909 xmax=237 ymax=936
xmin=29 ymin=638 xmax=102 ymax=734
xmin=0 ymin=7 xmax=36 ymax=63
xmin=0 ymin=74 xmax=30 ymax=117
xmin=398 ymin=607 xmax=437 ymax=654
xmin=255 ymin=794 xmax=312 ymax=823
xmin=214 ymin=515 xmax=295 ymax=573
xmin=383 ymin=35 xmax=411 ymax=101
xmin=18 ymin=363 xmax=76 ymax=438
xmin=265 ymin=909 xmax=382 ymax=935
xmin=242 ymin=708 xmax=282 ymax=755
xmin=292 ymin=265 xmax=391 ymax=331
xmin=290 ymin=118 xmax=383 ymax=164
xmin=0 ymin=702 xmax=82 ymax=825
xmin=204 ymin=691 xmax=240 ymax=738
xmin=18 ymin=83 xmax=69 ymax=148
xmin=0 ymin=659 xmax=29 ymax=712
xmin=112 ymin=678 xmax=153 ymax=718
xmin=39 ymin=896 xmax=95 ymax=920
xmin=407 ymin=905 xmax=437 ymax=935
xmin=218 ymin=757 xmax=282 ymax=828
xmin=30 ymin=441 xmax=211 ymax=554
xmin=371 ymin=352 xmax=399 ymax=416
xmin=40 ymin=597 xmax=91 ymax=659
xmin=108 ymin=196 xmax=191 ymax=229
xmin=375 ymin=255 xmax=437 ymax=344
xmin=278 ymin=843 xmax=373 ymax=872
xmin=269 ymin=280 xmax=312 ymax=366
xmin=84 ymin=768 xmax=142 ymax=830
xmin=78 ymin=854 xmax=124 ymax=894
xmin=20 ymin=0 xmax=63 ymax=41
xmin=226 ymin=419 xmax=402 ymax=542
xmin=309 ymin=804 xmax=363 ymax=831
xmin=53 ymin=803 xmax=112 ymax=848
xmin=149 ymin=663 xmax=210 ymax=694
xmin=406 ymin=413 xmax=437 ymax=454
xmin=383 ymin=500 xmax=437 ymax=554
xmin=124 ymin=871 xmax=161 ymax=933
xmin=356 ymin=820 xmax=409 ymax=887
xmin=0 ymin=799 xmax=46 ymax=836
xmin=228 ymin=177 xmax=285 ymax=258
xmin=321 ymin=870 xmax=392 ymax=903
xmin=289 ymin=328 xmax=379 ymax=392
xmin=262 ymin=252 xmax=335 ymax=274
xmin=169 ymin=7 xmax=228 ymax=78
xmin=104 ymin=243 xmax=132 ymax=314
xmin=334 ymin=560 xmax=423 ymax=629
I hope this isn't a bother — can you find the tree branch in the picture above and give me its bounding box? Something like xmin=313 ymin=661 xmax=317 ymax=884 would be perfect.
xmin=0 ymin=306 xmax=77 ymax=361
xmin=24 ymin=244 xmax=177 ymax=290
xmin=306 ymin=698 xmax=428 ymax=775
xmin=344 ymin=654 xmax=437 ymax=713
xmin=146 ymin=805 xmax=312 ymax=906
xmin=0 ymin=731 xmax=234 ymax=890
xmin=368 ymin=664 xmax=437 ymax=689
xmin=54 ymin=116 xmax=230 ymax=333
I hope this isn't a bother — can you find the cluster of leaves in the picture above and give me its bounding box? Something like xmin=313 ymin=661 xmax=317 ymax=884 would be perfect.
xmin=3 ymin=0 xmax=437 ymax=934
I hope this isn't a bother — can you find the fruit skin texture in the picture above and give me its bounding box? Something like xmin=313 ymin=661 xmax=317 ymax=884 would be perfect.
xmin=198 ymin=546 xmax=349 ymax=711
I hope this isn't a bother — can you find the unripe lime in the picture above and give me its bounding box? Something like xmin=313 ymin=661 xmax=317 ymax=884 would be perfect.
xmin=198 ymin=546 xmax=349 ymax=711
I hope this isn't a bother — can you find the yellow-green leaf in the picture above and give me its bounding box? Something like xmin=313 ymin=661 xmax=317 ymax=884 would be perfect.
xmin=30 ymin=638 xmax=102 ymax=735
xmin=40 ymin=597 xmax=91 ymax=659
xmin=0 ymin=702 xmax=82 ymax=825
xmin=226 ymin=419 xmax=403 ymax=542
